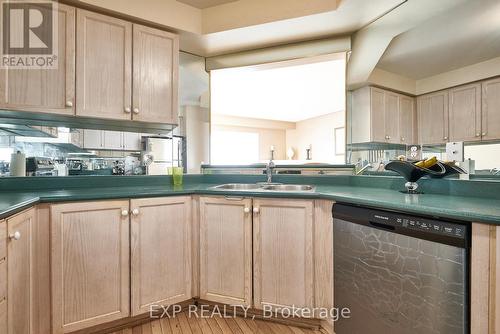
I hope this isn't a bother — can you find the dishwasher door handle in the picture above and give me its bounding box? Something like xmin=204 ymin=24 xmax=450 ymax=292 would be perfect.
xmin=369 ymin=221 xmax=396 ymax=231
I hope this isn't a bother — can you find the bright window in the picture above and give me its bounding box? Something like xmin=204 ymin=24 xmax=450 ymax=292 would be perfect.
xmin=211 ymin=131 xmax=259 ymax=164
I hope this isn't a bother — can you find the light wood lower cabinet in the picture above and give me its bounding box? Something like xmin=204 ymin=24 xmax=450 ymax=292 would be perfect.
xmin=199 ymin=197 xmax=253 ymax=306
xmin=6 ymin=208 xmax=35 ymax=334
xmin=0 ymin=220 xmax=5 ymax=334
xmin=471 ymin=223 xmax=500 ymax=334
xmin=130 ymin=197 xmax=192 ymax=315
xmin=50 ymin=200 xmax=130 ymax=334
xmin=253 ymin=198 xmax=314 ymax=310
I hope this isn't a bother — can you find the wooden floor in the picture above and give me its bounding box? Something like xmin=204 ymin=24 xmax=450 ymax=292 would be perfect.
xmin=109 ymin=313 xmax=324 ymax=334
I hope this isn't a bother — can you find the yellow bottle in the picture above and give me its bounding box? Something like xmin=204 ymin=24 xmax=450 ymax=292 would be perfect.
xmin=415 ymin=156 xmax=438 ymax=169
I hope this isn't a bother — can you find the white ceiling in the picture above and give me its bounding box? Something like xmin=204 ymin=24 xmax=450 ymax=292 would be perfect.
xmin=180 ymin=0 xmax=405 ymax=56
xmin=176 ymin=0 xmax=237 ymax=9
xmin=377 ymin=0 xmax=500 ymax=79
xmin=210 ymin=56 xmax=346 ymax=122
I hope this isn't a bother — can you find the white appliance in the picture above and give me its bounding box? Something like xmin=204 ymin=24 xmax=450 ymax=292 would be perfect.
xmin=142 ymin=136 xmax=182 ymax=175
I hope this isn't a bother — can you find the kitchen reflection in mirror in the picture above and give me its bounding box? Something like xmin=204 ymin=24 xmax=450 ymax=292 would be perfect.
xmin=1 ymin=126 xmax=185 ymax=177
xmin=209 ymin=53 xmax=347 ymax=165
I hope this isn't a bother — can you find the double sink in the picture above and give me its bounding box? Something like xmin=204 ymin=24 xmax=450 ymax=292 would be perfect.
xmin=212 ymin=183 xmax=315 ymax=192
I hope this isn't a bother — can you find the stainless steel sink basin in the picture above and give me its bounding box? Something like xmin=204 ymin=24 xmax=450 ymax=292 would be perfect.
xmin=211 ymin=183 xmax=315 ymax=192
xmin=212 ymin=183 xmax=262 ymax=190
xmin=260 ymin=184 xmax=315 ymax=192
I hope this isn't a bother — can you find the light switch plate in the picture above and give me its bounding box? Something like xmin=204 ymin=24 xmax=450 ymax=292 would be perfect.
xmin=446 ymin=142 xmax=464 ymax=162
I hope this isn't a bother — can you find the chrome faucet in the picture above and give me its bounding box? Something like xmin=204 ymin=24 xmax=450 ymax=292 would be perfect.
xmin=356 ymin=163 xmax=372 ymax=175
xmin=266 ymin=156 xmax=275 ymax=183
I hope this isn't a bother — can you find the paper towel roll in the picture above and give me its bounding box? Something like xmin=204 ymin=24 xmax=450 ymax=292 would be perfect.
xmin=10 ymin=151 xmax=26 ymax=177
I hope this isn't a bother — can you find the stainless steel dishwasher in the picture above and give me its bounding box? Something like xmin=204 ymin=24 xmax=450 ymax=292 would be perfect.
xmin=333 ymin=204 xmax=469 ymax=334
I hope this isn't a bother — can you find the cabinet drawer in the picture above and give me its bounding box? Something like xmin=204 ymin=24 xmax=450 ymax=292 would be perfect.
xmin=0 ymin=259 xmax=5 ymax=300
xmin=0 ymin=220 xmax=5 ymax=260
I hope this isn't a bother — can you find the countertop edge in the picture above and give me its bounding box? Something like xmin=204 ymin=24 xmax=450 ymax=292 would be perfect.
xmin=1 ymin=188 xmax=499 ymax=225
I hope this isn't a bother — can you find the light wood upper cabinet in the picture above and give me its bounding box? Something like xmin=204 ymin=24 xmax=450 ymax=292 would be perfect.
xmin=82 ymin=129 xmax=104 ymax=149
xmin=130 ymin=197 xmax=192 ymax=315
xmin=351 ymin=86 xmax=414 ymax=144
xmin=417 ymin=91 xmax=449 ymax=145
xmin=448 ymin=83 xmax=481 ymax=142
xmin=253 ymin=198 xmax=314 ymax=311
xmin=6 ymin=208 xmax=35 ymax=334
xmin=199 ymin=197 xmax=253 ymax=306
xmin=384 ymin=91 xmax=400 ymax=143
xmin=0 ymin=4 xmax=75 ymax=115
xmin=76 ymin=10 xmax=132 ymax=120
xmin=481 ymin=78 xmax=500 ymax=141
xmin=122 ymin=132 xmax=142 ymax=151
xmin=103 ymin=130 xmax=124 ymax=150
xmin=370 ymin=87 xmax=386 ymax=142
xmin=399 ymin=95 xmax=415 ymax=143
xmin=82 ymin=129 xmax=142 ymax=150
xmin=51 ymin=200 xmax=130 ymax=334
xmin=132 ymin=25 xmax=179 ymax=124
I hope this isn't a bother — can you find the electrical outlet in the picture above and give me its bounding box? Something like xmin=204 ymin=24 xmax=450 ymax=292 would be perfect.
xmin=446 ymin=142 xmax=464 ymax=162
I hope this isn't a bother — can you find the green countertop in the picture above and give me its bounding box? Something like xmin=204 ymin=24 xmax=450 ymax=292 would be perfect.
xmin=1 ymin=174 xmax=499 ymax=224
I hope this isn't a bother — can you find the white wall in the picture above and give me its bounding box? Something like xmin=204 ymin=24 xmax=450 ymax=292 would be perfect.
xmin=183 ymin=105 xmax=210 ymax=173
xmin=285 ymin=111 xmax=345 ymax=163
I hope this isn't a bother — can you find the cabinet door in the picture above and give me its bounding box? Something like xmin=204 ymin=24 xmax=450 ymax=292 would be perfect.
xmin=130 ymin=197 xmax=192 ymax=315
xmin=0 ymin=4 xmax=75 ymax=115
xmin=132 ymin=24 xmax=179 ymax=124
xmin=199 ymin=197 xmax=252 ymax=306
xmin=481 ymin=78 xmax=500 ymax=141
xmin=6 ymin=208 xmax=35 ymax=334
xmin=399 ymin=95 xmax=415 ymax=144
xmin=103 ymin=130 xmax=123 ymax=150
xmin=123 ymin=132 xmax=142 ymax=151
xmin=384 ymin=91 xmax=400 ymax=143
xmin=417 ymin=91 xmax=449 ymax=145
xmin=0 ymin=220 xmax=4 ymax=334
xmin=253 ymin=199 xmax=314 ymax=310
xmin=82 ymin=129 xmax=103 ymax=149
xmin=449 ymin=83 xmax=481 ymax=142
xmin=76 ymin=10 xmax=132 ymax=120
xmin=51 ymin=200 xmax=130 ymax=333
xmin=370 ymin=87 xmax=386 ymax=142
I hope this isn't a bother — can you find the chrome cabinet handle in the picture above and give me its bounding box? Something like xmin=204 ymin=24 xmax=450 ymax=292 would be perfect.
xmin=121 ymin=210 xmax=129 ymax=217
xmin=133 ymin=108 xmax=139 ymax=114
xmin=131 ymin=208 xmax=140 ymax=216
xmin=124 ymin=107 xmax=131 ymax=113
xmin=444 ymin=136 xmax=448 ymax=140
xmin=66 ymin=101 xmax=73 ymax=107
xmin=243 ymin=207 xmax=250 ymax=213
xmin=476 ymin=133 xmax=480 ymax=137
xmin=482 ymin=132 xmax=486 ymax=136
xmin=9 ymin=231 xmax=21 ymax=241
xmin=401 ymin=137 xmax=405 ymax=142
xmin=253 ymin=207 xmax=260 ymax=214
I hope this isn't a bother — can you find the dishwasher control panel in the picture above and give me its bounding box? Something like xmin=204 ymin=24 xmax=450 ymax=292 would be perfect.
xmin=333 ymin=204 xmax=469 ymax=247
